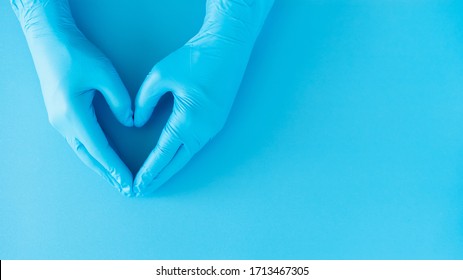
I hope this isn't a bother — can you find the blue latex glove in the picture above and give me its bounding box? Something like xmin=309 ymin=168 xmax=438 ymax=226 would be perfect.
xmin=133 ymin=0 xmax=274 ymax=195
xmin=11 ymin=0 xmax=134 ymax=195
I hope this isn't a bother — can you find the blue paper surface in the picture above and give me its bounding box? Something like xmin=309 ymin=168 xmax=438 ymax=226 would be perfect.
xmin=1 ymin=0 xmax=462 ymax=259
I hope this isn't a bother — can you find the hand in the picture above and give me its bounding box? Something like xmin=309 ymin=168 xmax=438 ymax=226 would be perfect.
xmin=132 ymin=0 xmax=274 ymax=195
xmin=132 ymin=34 xmax=254 ymax=195
xmin=12 ymin=0 xmax=134 ymax=195
xmin=43 ymin=34 xmax=134 ymax=196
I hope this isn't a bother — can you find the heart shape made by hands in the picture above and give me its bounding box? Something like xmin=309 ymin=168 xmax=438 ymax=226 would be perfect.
xmin=12 ymin=0 xmax=274 ymax=197
xmin=92 ymin=38 xmax=250 ymax=197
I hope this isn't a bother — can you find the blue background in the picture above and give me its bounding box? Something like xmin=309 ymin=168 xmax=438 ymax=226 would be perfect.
xmin=1 ymin=0 xmax=463 ymax=259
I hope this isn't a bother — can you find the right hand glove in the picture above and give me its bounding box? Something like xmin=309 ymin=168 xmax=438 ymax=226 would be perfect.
xmin=132 ymin=0 xmax=275 ymax=195
xmin=11 ymin=0 xmax=134 ymax=196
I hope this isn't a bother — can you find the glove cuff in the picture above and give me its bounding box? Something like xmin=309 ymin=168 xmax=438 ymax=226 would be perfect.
xmin=191 ymin=0 xmax=274 ymax=48
xmin=11 ymin=0 xmax=79 ymax=40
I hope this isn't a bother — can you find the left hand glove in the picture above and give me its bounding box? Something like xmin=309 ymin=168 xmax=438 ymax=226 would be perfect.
xmin=11 ymin=0 xmax=135 ymax=196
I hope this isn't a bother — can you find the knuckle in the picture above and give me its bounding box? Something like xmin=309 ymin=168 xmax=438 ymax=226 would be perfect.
xmin=148 ymin=66 xmax=162 ymax=78
xmin=47 ymin=113 xmax=59 ymax=129
xmin=146 ymin=67 xmax=164 ymax=87
xmin=47 ymin=112 xmax=65 ymax=131
xmin=47 ymin=105 xmax=73 ymax=130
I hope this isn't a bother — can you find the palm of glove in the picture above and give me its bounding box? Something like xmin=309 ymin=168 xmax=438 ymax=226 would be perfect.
xmin=31 ymin=33 xmax=134 ymax=196
xmin=133 ymin=39 xmax=250 ymax=195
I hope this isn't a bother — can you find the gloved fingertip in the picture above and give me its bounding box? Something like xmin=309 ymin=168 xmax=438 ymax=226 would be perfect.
xmin=122 ymin=189 xmax=135 ymax=198
xmin=133 ymin=120 xmax=143 ymax=128
xmin=103 ymin=172 xmax=123 ymax=193
xmin=133 ymin=112 xmax=147 ymax=128
xmin=124 ymin=110 xmax=134 ymax=127
xmin=120 ymin=183 xmax=132 ymax=195
xmin=133 ymin=176 xmax=144 ymax=194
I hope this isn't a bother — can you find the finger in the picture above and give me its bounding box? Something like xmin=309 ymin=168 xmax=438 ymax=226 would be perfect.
xmin=136 ymin=144 xmax=194 ymax=195
xmin=75 ymin=107 xmax=133 ymax=196
xmin=133 ymin=119 xmax=183 ymax=193
xmin=134 ymin=70 xmax=168 ymax=127
xmin=97 ymin=68 xmax=134 ymax=127
xmin=66 ymin=137 xmax=128 ymax=195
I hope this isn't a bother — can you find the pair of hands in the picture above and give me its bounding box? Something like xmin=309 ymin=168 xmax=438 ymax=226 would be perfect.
xmin=12 ymin=0 xmax=273 ymax=197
